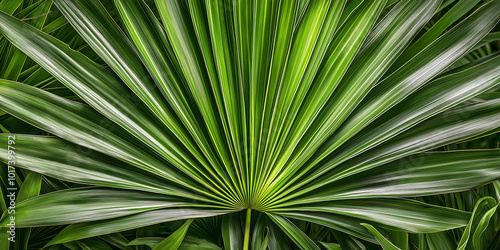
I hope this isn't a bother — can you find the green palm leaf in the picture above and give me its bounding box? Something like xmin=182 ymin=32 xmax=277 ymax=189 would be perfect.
xmin=1 ymin=0 xmax=500 ymax=249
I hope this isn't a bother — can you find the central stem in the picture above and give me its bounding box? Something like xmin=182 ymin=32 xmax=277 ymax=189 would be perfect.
xmin=243 ymin=208 xmax=252 ymax=250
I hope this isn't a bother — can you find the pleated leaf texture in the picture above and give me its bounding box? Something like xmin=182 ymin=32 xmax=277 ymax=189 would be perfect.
xmin=1 ymin=0 xmax=500 ymax=249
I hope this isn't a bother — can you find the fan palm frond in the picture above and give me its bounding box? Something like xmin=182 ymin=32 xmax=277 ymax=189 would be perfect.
xmin=1 ymin=0 xmax=500 ymax=249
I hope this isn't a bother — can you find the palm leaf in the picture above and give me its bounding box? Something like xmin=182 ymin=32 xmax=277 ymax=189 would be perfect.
xmin=1 ymin=0 xmax=500 ymax=249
